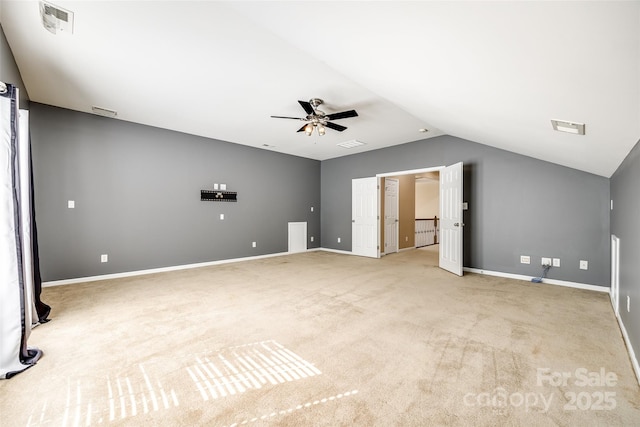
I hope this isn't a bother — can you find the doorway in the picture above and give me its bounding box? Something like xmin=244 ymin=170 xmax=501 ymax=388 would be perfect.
xmin=352 ymin=163 xmax=464 ymax=276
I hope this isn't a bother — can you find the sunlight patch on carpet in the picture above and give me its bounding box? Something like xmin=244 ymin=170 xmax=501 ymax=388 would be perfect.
xmin=23 ymin=340 xmax=322 ymax=426
xmin=26 ymin=364 xmax=180 ymax=426
xmin=186 ymin=340 xmax=321 ymax=400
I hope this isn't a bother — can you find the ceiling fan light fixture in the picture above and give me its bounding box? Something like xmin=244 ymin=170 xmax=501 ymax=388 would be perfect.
xmin=271 ymin=98 xmax=358 ymax=136
xmin=304 ymin=123 xmax=314 ymax=136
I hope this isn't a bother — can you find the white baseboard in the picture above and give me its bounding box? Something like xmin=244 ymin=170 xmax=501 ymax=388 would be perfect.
xmin=609 ymin=293 xmax=640 ymax=387
xmin=43 ymin=247 xmax=355 ymax=287
xmin=43 ymin=251 xmax=293 ymax=287
xmin=463 ymin=267 xmax=609 ymax=293
xmin=318 ymin=247 xmax=354 ymax=256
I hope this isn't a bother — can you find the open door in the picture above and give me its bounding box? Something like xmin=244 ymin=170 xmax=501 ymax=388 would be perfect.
xmin=384 ymin=178 xmax=399 ymax=254
xmin=439 ymin=162 xmax=463 ymax=276
xmin=352 ymin=177 xmax=379 ymax=258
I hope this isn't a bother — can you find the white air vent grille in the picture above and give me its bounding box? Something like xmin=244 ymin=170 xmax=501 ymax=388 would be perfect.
xmin=40 ymin=1 xmax=74 ymax=35
xmin=551 ymin=119 xmax=585 ymax=135
xmin=91 ymin=106 xmax=117 ymax=118
xmin=337 ymin=140 xmax=366 ymax=149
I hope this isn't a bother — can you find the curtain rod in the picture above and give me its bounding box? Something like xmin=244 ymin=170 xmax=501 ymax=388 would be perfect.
xmin=0 ymin=81 xmax=6 ymax=94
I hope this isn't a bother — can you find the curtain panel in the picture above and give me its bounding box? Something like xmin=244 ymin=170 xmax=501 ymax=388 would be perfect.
xmin=1 ymin=82 xmax=47 ymax=379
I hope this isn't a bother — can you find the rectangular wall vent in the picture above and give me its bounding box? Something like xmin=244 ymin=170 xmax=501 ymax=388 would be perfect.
xmin=91 ymin=106 xmax=117 ymax=118
xmin=551 ymin=119 xmax=585 ymax=135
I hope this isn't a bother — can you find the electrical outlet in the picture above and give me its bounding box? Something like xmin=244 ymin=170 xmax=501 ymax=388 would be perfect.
xmin=68 ymin=200 xmax=75 ymax=209
xmin=252 ymin=241 xmax=256 ymax=248
xmin=310 ymin=206 xmax=314 ymax=212
xmin=580 ymin=260 xmax=588 ymax=270
xmin=220 ymin=213 xmax=224 ymax=220
xmin=627 ymin=296 xmax=631 ymax=312
xmin=541 ymin=257 xmax=552 ymax=266
xmin=405 ymin=236 xmax=409 ymax=242
xmin=310 ymin=236 xmax=314 ymax=242
xmin=553 ymin=258 xmax=560 ymax=267
xmin=101 ymin=254 xmax=108 ymax=263
xmin=338 ymin=237 xmax=341 ymax=243
xmin=520 ymin=255 xmax=531 ymax=264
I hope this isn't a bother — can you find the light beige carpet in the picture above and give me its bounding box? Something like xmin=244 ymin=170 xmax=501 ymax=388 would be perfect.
xmin=1 ymin=249 xmax=639 ymax=426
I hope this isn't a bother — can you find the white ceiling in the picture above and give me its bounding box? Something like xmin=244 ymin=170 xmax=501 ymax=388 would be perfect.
xmin=1 ymin=1 xmax=638 ymax=177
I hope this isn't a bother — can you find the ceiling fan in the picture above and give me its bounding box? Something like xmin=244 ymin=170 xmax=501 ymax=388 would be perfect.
xmin=271 ymin=98 xmax=358 ymax=136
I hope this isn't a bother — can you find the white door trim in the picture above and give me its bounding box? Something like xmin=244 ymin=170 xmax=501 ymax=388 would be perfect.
xmin=377 ymin=166 xmax=445 ymax=178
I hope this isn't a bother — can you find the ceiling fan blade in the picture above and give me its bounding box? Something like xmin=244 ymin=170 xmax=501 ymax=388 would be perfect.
xmin=271 ymin=115 xmax=304 ymax=120
xmin=325 ymin=121 xmax=347 ymax=132
xmin=297 ymin=124 xmax=308 ymax=132
xmin=298 ymin=100 xmax=315 ymax=115
xmin=325 ymin=110 xmax=358 ymax=120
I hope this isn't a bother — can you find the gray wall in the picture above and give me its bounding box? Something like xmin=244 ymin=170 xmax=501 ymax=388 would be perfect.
xmin=0 ymin=23 xmax=29 ymax=108
xmin=30 ymin=103 xmax=320 ymax=281
xmin=321 ymin=135 xmax=610 ymax=287
xmin=610 ymin=138 xmax=640 ymax=369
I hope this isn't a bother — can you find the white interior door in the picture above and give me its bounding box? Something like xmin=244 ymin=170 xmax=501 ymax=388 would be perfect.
xmin=384 ymin=178 xmax=398 ymax=254
xmin=439 ymin=162 xmax=463 ymax=276
xmin=352 ymin=177 xmax=379 ymax=258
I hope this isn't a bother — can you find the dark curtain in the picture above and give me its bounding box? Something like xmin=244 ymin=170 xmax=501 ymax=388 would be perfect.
xmin=30 ymin=146 xmax=50 ymax=323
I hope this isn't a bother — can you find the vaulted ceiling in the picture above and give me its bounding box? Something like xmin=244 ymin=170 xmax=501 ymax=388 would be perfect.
xmin=1 ymin=1 xmax=638 ymax=177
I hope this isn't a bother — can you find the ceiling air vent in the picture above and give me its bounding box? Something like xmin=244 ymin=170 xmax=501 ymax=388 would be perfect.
xmin=337 ymin=140 xmax=366 ymax=149
xmin=39 ymin=1 xmax=74 ymax=35
xmin=551 ymin=119 xmax=585 ymax=135
xmin=91 ymin=106 xmax=117 ymax=118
